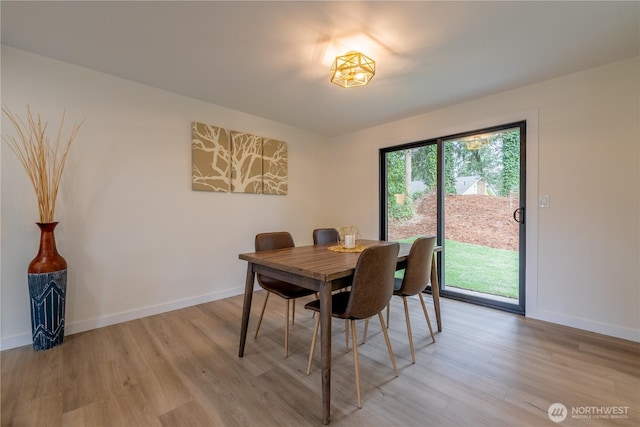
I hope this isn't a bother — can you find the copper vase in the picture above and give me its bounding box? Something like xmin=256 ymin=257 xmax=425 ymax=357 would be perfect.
xmin=27 ymin=222 xmax=67 ymax=350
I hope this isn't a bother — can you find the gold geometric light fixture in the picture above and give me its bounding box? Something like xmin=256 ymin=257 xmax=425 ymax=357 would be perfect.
xmin=330 ymin=51 xmax=375 ymax=88
xmin=459 ymin=132 xmax=498 ymax=150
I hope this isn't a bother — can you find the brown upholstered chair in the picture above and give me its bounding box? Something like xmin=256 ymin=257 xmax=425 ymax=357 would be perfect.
xmin=305 ymin=243 xmax=400 ymax=408
xmin=254 ymin=232 xmax=316 ymax=358
xmin=312 ymin=227 xmax=348 ymax=341
xmin=313 ymin=228 xmax=340 ymax=245
xmin=364 ymin=236 xmax=436 ymax=364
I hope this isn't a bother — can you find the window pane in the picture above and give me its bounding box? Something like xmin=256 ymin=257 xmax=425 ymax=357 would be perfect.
xmin=386 ymin=144 xmax=437 ymax=241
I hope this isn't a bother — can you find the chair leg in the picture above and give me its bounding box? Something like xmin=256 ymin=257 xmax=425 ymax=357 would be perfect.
xmin=312 ymin=292 xmax=319 ymax=318
xmin=350 ymin=319 xmax=363 ymax=409
xmin=285 ymin=299 xmax=290 ymax=358
xmin=307 ymin=315 xmax=320 ymax=375
xmin=292 ymin=299 xmax=296 ymax=325
xmin=402 ymin=296 xmax=416 ymax=364
xmin=254 ymin=292 xmax=270 ymax=339
xmin=345 ymin=319 xmax=350 ymax=352
xmin=378 ymin=312 xmax=399 ymax=377
xmin=386 ymin=303 xmax=390 ymax=328
xmin=418 ymin=293 xmax=436 ymax=343
xmin=362 ymin=318 xmax=369 ymax=344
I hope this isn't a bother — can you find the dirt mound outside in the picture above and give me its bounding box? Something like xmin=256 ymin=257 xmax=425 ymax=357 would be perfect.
xmin=389 ymin=192 xmax=520 ymax=251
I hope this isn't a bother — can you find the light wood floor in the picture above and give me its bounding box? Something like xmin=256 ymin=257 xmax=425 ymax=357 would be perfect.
xmin=2 ymin=291 xmax=639 ymax=426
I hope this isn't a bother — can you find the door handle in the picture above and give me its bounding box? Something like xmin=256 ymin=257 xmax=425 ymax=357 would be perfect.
xmin=513 ymin=207 xmax=525 ymax=224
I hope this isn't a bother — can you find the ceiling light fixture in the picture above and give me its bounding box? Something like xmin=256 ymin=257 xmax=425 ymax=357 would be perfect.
xmin=459 ymin=132 xmax=499 ymax=150
xmin=330 ymin=51 xmax=375 ymax=88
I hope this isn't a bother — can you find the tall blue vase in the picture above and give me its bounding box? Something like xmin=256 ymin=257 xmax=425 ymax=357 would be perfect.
xmin=28 ymin=222 xmax=67 ymax=351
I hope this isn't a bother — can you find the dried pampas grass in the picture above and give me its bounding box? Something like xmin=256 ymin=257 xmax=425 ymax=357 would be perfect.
xmin=2 ymin=105 xmax=84 ymax=223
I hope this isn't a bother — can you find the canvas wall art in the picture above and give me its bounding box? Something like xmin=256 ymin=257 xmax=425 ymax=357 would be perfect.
xmin=191 ymin=122 xmax=288 ymax=195
xmin=262 ymin=138 xmax=288 ymax=195
xmin=230 ymin=131 xmax=263 ymax=194
xmin=191 ymin=122 xmax=231 ymax=192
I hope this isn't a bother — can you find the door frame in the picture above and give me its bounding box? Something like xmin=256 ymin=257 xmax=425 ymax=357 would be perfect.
xmin=379 ymin=120 xmax=527 ymax=315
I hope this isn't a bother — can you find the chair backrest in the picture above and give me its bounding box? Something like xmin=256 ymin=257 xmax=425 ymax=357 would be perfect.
xmin=255 ymin=232 xmax=295 ymax=287
xmin=396 ymin=236 xmax=436 ymax=296
xmin=343 ymin=242 xmax=400 ymax=320
xmin=313 ymin=228 xmax=340 ymax=245
xmin=255 ymin=231 xmax=295 ymax=252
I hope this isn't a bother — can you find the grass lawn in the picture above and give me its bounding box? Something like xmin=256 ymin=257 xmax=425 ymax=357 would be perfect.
xmin=396 ymin=237 xmax=519 ymax=299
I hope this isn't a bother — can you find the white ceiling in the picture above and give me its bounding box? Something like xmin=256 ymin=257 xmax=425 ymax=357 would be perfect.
xmin=2 ymin=1 xmax=638 ymax=137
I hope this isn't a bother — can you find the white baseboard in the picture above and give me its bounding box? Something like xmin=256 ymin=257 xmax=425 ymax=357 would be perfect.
xmin=0 ymin=284 xmax=258 ymax=351
xmin=529 ymin=310 xmax=640 ymax=343
xmin=5 ymin=287 xmax=637 ymax=350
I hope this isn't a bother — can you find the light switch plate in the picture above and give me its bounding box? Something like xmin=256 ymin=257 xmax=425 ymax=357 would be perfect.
xmin=539 ymin=195 xmax=550 ymax=208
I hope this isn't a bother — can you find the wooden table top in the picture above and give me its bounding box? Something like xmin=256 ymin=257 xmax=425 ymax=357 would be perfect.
xmin=239 ymin=240 xmax=409 ymax=283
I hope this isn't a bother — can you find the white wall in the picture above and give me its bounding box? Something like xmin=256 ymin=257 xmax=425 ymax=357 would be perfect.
xmin=2 ymin=46 xmax=638 ymax=350
xmin=329 ymin=56 xmax=640 ymax=342
xmin=1 ymin=47 xmax=333 ymax=349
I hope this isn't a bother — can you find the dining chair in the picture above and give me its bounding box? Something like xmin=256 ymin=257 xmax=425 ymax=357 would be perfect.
xmin=254 ymin=232 xmax=316 ymax=358
xmin=313 ymin=227 xmax=340 ymax=245
xmin=305 ymin=243 xmax=400 ymax=408
xmin=363 ymin=236 xmax=436 ymax=364
xmin=312 ymin=226 xmax=349 ymax=347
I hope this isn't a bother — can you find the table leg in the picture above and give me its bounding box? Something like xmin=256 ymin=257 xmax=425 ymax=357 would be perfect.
xmin=239 ymin=263 xmax=255 ymax=357
xmin=320 ymin=283 xmax=332 ymax=424
xmin=430 ymin=253 xmax=442 ymax=332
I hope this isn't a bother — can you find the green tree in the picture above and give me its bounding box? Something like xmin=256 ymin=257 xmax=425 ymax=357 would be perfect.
xmin=411 ymin=144 xmax=437 ymax=193
xmin=500 ymin=131 xmax=520 ymax=196
xmin=388 ymin=128 xmax=519 ymax=218
xmin=446 ymin=129 xmax=520 ymax=196
xmin=386 ymin=150 xmax=414 ymax=219
xmin=444 ymin=144 xmax=456 ymax=194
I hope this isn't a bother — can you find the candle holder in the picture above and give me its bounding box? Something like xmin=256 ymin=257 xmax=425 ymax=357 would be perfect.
xmin=339 ymin=226 xmax=360 ymax=249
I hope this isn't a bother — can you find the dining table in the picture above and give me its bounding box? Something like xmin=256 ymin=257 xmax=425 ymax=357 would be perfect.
xmin=238 ymin=239 xmax=442 ymax=424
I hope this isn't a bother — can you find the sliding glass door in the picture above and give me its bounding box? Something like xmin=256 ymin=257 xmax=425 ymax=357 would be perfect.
xmin=380 ymin=122 xmax=526 ymax=314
